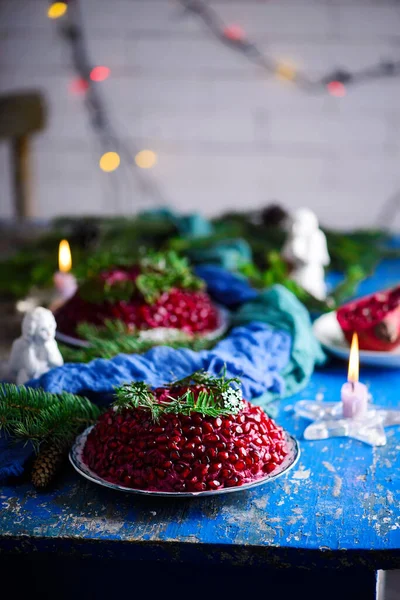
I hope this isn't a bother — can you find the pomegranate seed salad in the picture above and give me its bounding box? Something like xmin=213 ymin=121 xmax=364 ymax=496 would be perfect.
xmin=83 ymin=370 xmax=289 ymax=493
xmin=56 ymin=251 xmax=220 ymax=339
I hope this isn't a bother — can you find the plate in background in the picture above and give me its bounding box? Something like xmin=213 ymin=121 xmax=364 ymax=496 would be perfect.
xmin=56 ymin=304 xmax=230 ymax=349
xmin=313 ymin=311 xmax=400 ymax=368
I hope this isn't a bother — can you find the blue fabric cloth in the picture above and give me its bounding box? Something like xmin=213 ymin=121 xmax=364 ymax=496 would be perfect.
xmin=28 ymin=323 xmax=291 ymax=404
xmin=0 ymin=434 xmax=33 ymax=483
xmin=195 ymin=265 xmax=258 ymax=307
xmin=28 ymin=279 xmax=323 ymax=404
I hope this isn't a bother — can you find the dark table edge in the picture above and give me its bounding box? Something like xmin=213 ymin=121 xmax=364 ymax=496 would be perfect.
xmin=1 ymin=534 xmax=399 ymax=570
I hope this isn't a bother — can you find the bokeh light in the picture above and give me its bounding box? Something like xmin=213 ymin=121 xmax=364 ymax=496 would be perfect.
xmin=47 ymin=2 xmax=67 ymax=19
xmin=90 ymin=66 xmax=111 ymax=82
xmin=99 ymin=152 xmax=121 ymax=172
xmin=327 ymin=81 xmax=346 ymax=97
xmin=69 ymin=78 xmax=89 ymax=95
xmin=135 ymin=150 xmax=157 ymax=169
xmin=223 ymin=25 xmax=245 ymax=42
xmin=276 ymin=62 xmax=296 ymax=82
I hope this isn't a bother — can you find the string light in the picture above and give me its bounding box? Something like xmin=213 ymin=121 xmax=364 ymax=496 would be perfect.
xmin=276 ymin=62 xmax=297 ymax=82
xmin=49 ymin=0 xmax=170 ymax=208
xmin=179 ymin=0 xmax=400 ymax=95
xmin=90 ymin=66 xmax=111 ymax=82
xmin=223 ymin=25 xmax=245 ymax=42
xmin=327 ymin=81 xmax=346 ymax=98
xmin=47 ymin=2 xmax=67 ymax=19
xmin=135 ymin=150 xmax=157 ymax=169
xmin=99 ymin=152 xmax=120 ymax=172
xmin=69 ymin=78 xmax=89 ymax=94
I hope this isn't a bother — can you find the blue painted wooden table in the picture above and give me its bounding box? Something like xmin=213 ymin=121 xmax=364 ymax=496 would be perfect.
xmin=0 ymin=253 xmax=399 ymax=599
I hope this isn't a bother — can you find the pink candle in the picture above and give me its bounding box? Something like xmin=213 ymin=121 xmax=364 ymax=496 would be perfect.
xmin=54 ymin=239 xmax=77 ymax=301
xmin=341 ymin=381 xmax=368 ymax=418
xmin=341 ymin=332 xmax=368 ymax=418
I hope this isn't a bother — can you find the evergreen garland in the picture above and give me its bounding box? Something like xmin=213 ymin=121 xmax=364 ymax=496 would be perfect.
xmin=1 ymin=210 xmax=398 ymax=310
xmin=60 ymin=320 xmax=222 ymax=363
xmin=238 ymin=252 xmax=367 ymax=312
xmin=0 ymin=384 xmax=101 ymax=451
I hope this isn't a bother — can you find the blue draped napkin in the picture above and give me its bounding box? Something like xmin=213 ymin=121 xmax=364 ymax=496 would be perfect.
xmin=27 ymin=271 xmax=324 ymax=402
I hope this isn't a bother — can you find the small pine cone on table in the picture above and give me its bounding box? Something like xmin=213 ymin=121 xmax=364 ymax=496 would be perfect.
xmin=31 ymin=444 xmax=67 ymax=489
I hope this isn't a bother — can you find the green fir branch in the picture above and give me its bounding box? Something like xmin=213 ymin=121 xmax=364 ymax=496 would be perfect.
xmin=0 ymin=384 xmax=101 ymax=451
xmin=60 ymin=320 xmax=221 ymax=363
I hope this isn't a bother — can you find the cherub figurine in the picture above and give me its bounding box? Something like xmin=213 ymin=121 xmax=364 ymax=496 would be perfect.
xmin=9 ymin=307 xmax=64 ymax=385
xmin=282 ymin=208 xmax=330 ymax=300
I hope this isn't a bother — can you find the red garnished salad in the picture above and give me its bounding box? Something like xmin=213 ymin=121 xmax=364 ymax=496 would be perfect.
xmin=55 ymin=251 xmax=220 ymax=338
xmin=83 ymin=371 xmax=289 ymax=493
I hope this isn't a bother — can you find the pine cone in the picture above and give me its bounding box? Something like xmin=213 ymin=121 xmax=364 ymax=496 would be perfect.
xmin=31 ymin=444 xmax=67 ymax=489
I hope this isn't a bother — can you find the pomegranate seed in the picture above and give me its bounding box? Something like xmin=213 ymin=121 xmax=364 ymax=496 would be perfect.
xmin=203 ymin=433 xmax=220 ymax=444
xmin=202 ymin=422 xmax=214 ymax=434
xmin=193 ymin=482 xmax=206 ymax=491
xmin=208 ymin=480 xmax=221 ymax=490
xmin=182 ymin=452 xmax=195 ymax=461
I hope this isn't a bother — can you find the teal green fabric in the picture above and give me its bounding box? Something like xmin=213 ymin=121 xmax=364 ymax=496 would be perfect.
xmin=189 ymin=239 xmax=252 ymax=271
xmin=141 ymin=207 xmax=213 ymax=238
xmin=141 ymin=208 xmax=252 ymax=270
xmin=233 ymin=284 xmax=326 ymax=402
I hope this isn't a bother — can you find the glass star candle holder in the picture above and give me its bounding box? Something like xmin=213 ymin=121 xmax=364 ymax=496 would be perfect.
xmin=294 ymin=333 xmax=400 ymax=446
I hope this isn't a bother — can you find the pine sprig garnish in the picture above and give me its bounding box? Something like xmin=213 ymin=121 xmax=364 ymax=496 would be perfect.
xmin=113 ymin=369 xmax=244 ymax=421
xmin=136 ymin=250 xmax=204 ymax=304
xmin=114 ymin=381 xmax=163 ymax=421
xmin=0 ymin=384 xmax=101 ymax=451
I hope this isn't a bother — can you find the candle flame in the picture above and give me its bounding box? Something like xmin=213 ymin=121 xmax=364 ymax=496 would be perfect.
xmin=348 ymin=332 xmax=359 ymax=383
xmin=58 ymin=239 xmax=72 ymax=273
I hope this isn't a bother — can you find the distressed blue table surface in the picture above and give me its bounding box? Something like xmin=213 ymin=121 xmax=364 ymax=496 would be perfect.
xmin=0 ymin=254 xmax=399 ymax=569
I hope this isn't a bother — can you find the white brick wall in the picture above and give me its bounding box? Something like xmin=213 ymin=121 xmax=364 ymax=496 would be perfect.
xmin=0 ymin=0 xmax=400 ymax=229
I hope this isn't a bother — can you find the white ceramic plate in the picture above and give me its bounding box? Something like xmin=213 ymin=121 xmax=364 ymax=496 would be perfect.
xmin=313 ymin=311 xmax=400 ymax=368
xmin=69 ymin=426 xmax=300 ymax=498
xmin=56 ymin=305 xmax=230 ymax=349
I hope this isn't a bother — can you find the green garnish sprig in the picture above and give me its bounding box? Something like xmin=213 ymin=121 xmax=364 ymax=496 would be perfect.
xmin=78 ymin=250 xmax=204 ymax=305
xmin=113 ymin=369 xmax=244 ymax=421
xmin=136 ymin=250 xmax=204 ymax=304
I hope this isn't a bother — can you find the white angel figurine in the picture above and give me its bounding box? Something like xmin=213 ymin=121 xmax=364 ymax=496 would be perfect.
xmin=282 ymin=208 xmax=330 ymax=300
xmin=9 ymin=307 xmax=64 ymax=385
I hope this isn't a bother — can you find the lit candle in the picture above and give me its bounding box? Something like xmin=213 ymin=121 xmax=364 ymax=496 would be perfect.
xmin=53 ymin=239 xmax=77 ymax=301
xmin=341 ymin=332 xmax=368 ymax=419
